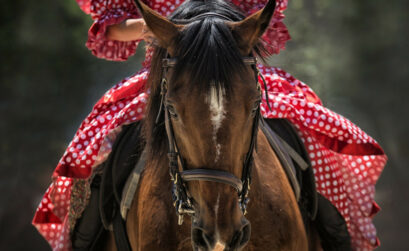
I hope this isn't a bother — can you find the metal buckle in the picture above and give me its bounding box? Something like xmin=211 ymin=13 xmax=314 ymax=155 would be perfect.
xmin=176 ymin=199 xmax=195 ymax=225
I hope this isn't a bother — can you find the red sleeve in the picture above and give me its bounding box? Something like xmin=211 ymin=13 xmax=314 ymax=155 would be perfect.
xmin=231 ymin=0 xmax=291 ymax=55
xmin=75 ymin=0 xmax=142 ymax=61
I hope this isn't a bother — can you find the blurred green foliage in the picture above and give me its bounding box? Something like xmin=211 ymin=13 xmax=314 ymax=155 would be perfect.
xmin=0 ymin=0 xmax=407 ymax=250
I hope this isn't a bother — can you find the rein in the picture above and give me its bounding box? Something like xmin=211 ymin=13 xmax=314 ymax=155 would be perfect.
xmin=157 ymin=56 xmax=266 ymax=225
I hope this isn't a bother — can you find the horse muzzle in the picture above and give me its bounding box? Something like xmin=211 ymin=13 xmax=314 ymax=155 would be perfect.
xmin=191 ymin=221 xmax=251 ymax=251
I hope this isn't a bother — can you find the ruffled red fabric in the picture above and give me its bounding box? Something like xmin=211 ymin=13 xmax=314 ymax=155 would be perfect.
xmin=79 ymin=0 xmax=290 ymax=61
xmin=258 ymin=67 xmax=386 ymax=250
xmin=76 ymin=0 xmax=142 ymax=61
xmin=86 ymin=10 xmax=141 ymax=61
xmin=55 ymin=70 xmax=149 ymax=179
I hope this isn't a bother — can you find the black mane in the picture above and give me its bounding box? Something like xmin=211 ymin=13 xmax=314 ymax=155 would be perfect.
xmin=143 ymin=0 xmax=266 ymax=159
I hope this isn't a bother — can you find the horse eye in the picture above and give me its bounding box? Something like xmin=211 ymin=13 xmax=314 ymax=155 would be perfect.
xmin=252 ymin=100 xmax=261 ymax=113
xmin=167 ymin=105 xmax=178 ymax=118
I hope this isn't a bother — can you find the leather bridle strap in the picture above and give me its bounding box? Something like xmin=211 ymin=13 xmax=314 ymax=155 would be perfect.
xmin=181 ymin=169 xmax=243 ymax=192
xmin=162 ymin=57 xmax=256 ymax=68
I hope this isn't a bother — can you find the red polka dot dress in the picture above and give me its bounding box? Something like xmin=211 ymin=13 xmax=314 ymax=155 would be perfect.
xmin=32 ymin=0 xmax=387 ymax=250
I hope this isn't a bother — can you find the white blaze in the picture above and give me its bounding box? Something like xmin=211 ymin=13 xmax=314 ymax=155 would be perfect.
xmin=213 ymin=193 xmax=223 ymax=251
xmin=213 ymin=242 xmax=225 ymax=251
xmin=215 ymin=192 xmax=220 ymax=223
xmin=207 ymin=85 xmax=226 ymax=162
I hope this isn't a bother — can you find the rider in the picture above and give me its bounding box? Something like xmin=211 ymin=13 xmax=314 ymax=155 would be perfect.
xmin=32 ymin=0 xmax=387 ymax=250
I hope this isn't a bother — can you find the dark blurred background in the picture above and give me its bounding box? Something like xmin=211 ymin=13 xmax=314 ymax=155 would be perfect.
xmin=1 ymin=0 xmax=408 ymax=250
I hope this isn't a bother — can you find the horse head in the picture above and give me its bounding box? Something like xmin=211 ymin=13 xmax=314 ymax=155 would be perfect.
xmin=136 ymin=0 xmax=276 ymax=250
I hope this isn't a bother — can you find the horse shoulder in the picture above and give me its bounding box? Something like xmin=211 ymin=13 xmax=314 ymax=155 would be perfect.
xmin=246 ymin=130 xmax=308 ymax=251
xmin=126 ymin=157 xmax=191 ymax=250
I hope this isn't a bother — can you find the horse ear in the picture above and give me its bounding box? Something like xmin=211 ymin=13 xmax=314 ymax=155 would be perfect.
xmin=228 ymin=0 xmax=276 ymax=55
xmin=134 ymin=0 xmax=182 ymax=54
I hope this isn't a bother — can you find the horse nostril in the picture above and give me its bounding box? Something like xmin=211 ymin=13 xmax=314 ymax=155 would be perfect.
xmin=230 ymin=222 xmax=251 ymax=249
xmin=239 ymin=223 xmax=251 ymax=247
xmin=192 ymin=227 xmax=215 ymax=250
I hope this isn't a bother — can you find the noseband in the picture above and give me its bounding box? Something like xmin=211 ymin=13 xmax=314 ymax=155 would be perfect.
xmin=156 ymin=56 xmax=270 ymax=225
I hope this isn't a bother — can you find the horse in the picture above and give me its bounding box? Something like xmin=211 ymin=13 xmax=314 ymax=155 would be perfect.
xmin=104 ymin=0 xmax=320 ymax=250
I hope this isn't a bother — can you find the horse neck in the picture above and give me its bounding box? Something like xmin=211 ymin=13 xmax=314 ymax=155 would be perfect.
xmin=252 ymin=130 xmax=300 ymax=206
xmin=249 ymin=130 xmax=308 ymax=248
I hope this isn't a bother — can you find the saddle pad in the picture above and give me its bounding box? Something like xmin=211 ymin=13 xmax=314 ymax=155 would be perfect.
xmin=264 ymin=119 xmax=318 ymax=221
xmin=120 ymin=150 xmax=146 ymax=219
xmin=99 ymin=122 xmax=144 ymax=229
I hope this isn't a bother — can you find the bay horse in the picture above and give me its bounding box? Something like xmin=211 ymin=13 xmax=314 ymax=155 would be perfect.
xmin=105 ymin=0 xmax=319 ymax=250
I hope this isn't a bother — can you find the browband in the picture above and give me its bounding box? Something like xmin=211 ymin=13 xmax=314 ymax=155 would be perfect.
xmin=162 ymin=57 xmax=257 ymax=68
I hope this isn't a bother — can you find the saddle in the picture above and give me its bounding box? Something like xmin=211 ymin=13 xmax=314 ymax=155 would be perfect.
xmin=71 ymin=123 xmax=145 ymax=251
xmin=71 ymin=119 xmax=351 ymax=251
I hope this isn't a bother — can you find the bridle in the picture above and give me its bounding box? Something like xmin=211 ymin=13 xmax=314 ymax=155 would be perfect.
xmin=156 ymin=57 xmax=271 ymax=225
xmin=156 ymin=13 xmax=271 ymax=225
